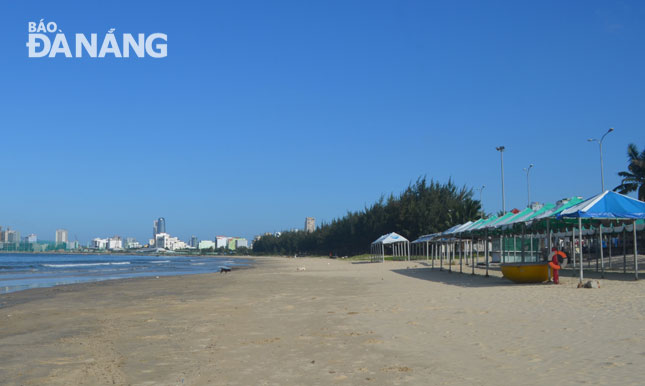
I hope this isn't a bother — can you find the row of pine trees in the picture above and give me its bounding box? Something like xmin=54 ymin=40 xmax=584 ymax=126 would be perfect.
xmin=252 ymin=178 xmax=481 ymax=256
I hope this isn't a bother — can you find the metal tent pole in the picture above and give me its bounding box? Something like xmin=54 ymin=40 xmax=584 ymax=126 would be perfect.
xmin=521 ymin=226 xmax=526 ymax=263
xmin=623 ymin=227 xmax=627 ymax=274
xmin=471 ymin=237 xmax=475 ymax=275
xmin=608 ymin=227 xmax=612 ymax=269
xmin=578 ymin=218 xmax=584 ymax=283
xmin=546 ymin=219 xmax=551 ymax=253
xmin=572 ymin=227 xmax=576 ymax=269
xmin=600 ymin=224 xmax=605 ymax=278
xmin=432 ymin=243 xmax=435 ymax=269
xmin=633 ymin=220 xmax=639 ymax=281
xmin=513 ymin=236 xmax=517 ymax=261
xmin=485 ymin=231 xmax=489 ymax=277
xmin=426 ymin=241 xmax=429 ymax=261
xmin=459 ymin=235 xmax=463 ymax=273
xmin=500 ymin=236 xmax=504 ymax=264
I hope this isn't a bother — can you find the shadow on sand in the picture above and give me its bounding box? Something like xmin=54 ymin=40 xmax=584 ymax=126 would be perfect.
xmin=391 ymin=266 xmax=519 ymax=288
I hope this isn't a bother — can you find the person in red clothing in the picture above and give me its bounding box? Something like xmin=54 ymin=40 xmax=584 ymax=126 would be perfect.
xmin=548 ymin=247 xmax=566 ymax=284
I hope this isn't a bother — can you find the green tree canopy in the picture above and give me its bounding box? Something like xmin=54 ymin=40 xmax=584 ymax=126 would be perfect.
xmin=614 ymin=143 xmax=645 ymax=201
xmin=252 ymin=177 xmax=481 ymax=256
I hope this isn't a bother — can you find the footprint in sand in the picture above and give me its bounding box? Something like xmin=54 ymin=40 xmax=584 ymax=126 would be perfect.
xmin=380 ymin=366 xmax=412 ymax=373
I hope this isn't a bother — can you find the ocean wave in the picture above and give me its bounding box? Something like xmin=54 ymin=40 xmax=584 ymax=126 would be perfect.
xmin=43 ymin=262 xmax=131 ymax=268
xmin=150 ymin=260 xmax=171 ymax=264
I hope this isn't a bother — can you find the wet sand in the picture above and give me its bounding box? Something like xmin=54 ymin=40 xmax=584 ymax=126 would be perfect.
xmin=1 ymin=257 xmax=643 ymax=385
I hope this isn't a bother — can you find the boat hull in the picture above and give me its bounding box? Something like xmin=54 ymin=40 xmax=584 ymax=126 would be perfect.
xmin=501 ymin=263 xmax=549 ymax=283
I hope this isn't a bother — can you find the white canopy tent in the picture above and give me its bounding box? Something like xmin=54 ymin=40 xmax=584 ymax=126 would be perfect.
xmin=370 ymin=232 xmax=410 ymax=262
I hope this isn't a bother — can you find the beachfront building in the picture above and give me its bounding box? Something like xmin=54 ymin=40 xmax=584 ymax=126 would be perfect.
xmin=155 ymin=233 xmax=170 ymax=249
xmin=92 ymin=238 xmax=108 ymax=249
xmin=55 ymin=229 xmax=68 ymax=244
xmin=305 ymin=217 xmax=315 ymax=233
xmin=25 ymin=234 xmax=38 ymax=243
xmin=154 ymin=232 xmax=188 ymax=250
xmin=153 ymin=217 xmax=166 ymax=237
xmin=198 ymin=240 xmax=215 ymax=250
xmin=216 ymin=236 xmax=230 ymax=249
xmin=125 ymin=237 xmax=141 ymax=249
xmin=190 ymin=235 xmax=199 ymax=248
xmin=236 ymin=238 xmax=248 ymax=248
xmin=1 ymin=227 xmax=21 ymax=244
xmin=107 ymin=236 xmax=123 ymax=250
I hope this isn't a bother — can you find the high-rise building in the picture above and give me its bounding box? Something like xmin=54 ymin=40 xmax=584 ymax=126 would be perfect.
xmin=4 ymin=229 xmax=20 ymax=244
xmin=216 ymin=236 xmax=230 ymax=249
xmin=153 ymin=217 xmax=166 ymax=237
xmin=190 ymin=235 xmax=198 ymax=248
xmin=25 ymin=234 xmax=38 ymax=243
xmin=305 ymin=217 xmax=316 ymax=233
xmin=55 ymin=229 xmax=69 ymax=244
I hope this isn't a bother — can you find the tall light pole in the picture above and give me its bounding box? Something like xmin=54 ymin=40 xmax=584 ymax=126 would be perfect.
xmin=587 ymin=128 xmax=613 ymax=278
xmin=496 ymin=146 xmax=506 ymax=214
xmin=587 ymin=128 xmax=614 ymax=192
xmin=523 ymin=164 xmax=533 ymax=208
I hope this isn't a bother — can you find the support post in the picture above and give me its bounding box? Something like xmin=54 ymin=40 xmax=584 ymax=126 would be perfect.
xmin=471 ymin=237 xmax=475 ymax=275
xmin=485 ymin=231 xmax=489 ymax=277
xmin=578 ymin=218 xmax=584 ymax=283
xmin=598 ymin=223 xmax=605 ymax=279
xmin=623 ymin=228 xmax=627 ymax=274
xmin=633 ymin=220 xmax=638 ymax=281
xmin=459 ymin=235 xmax=463 ymax=273
xmin=514 ymin=236 xmax=517 ymax=261
xmin=608 ymin=227 xmax=612 ymax=269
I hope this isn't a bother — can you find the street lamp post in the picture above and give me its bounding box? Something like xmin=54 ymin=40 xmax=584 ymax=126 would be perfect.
xmin=523 ymin=164 xmax=534 ymax=208
xmin=587 ymin=128 xmax=613 ymax=278
xmin=496 ymin=146 xmax=506 ymax=214
xmin=587 ymin=128 xmax=614 ymax=191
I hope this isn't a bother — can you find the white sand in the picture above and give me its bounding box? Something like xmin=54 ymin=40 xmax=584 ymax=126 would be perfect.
xmin=0 ymin=257 xmax=643 ymax=385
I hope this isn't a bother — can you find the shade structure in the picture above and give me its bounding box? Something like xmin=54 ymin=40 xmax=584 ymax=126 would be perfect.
xmin=559 ymin=191 xmax=645 ymax=281
xmin=370 ymin=232 xmax=410 ymax=262
xmin=559 ymin=191 xmax=645 ymax=219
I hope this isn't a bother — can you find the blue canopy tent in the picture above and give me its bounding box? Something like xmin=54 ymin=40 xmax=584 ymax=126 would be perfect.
xmin=559 ymin=191 xmax=645 ymax=282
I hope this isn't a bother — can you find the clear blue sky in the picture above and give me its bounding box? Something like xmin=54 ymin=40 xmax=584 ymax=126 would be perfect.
xmin=1 ymin=1 xmax=643 ymax=244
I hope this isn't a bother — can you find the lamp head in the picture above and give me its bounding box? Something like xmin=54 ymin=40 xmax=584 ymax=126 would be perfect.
xmin=608 ymin=127 xmax=614 ymax=133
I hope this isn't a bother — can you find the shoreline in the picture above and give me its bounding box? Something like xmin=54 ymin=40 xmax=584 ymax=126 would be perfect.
xmin=1 ymin=257 xmax=643 ymax=385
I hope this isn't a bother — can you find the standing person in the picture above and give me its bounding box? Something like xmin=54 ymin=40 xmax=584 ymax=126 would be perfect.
xmin=548 ymin=247 xmax=566 ymax=284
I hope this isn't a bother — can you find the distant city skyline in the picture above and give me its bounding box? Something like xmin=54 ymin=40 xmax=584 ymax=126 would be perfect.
xmin=0 ymin=1 xmax=643 ymax=243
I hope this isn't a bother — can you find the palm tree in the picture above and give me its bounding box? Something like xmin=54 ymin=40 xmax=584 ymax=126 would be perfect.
xmin=614 ymin=143 xmax=645 ymax=201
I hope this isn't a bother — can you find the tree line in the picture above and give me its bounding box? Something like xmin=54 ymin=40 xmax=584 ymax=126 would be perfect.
xmin=252 ymin=178 xmax=481 ymax=256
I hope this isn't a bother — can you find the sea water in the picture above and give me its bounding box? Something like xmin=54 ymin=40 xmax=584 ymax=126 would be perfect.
xmin=0 ymin=253 xmax=248 ymax=294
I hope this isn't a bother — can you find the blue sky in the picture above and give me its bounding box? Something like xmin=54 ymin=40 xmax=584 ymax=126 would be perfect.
xmin=0 ymin=1 xmax=643 ymax=244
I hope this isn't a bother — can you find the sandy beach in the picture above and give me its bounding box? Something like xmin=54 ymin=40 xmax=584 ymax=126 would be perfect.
xmin=1 ymin=257 xmax=643 ymax=385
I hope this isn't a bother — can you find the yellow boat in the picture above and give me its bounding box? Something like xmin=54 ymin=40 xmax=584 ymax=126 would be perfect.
xmin=500 ymin=263 xmax=550 ymax=283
